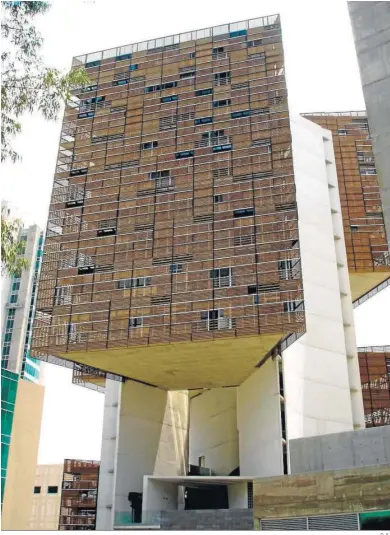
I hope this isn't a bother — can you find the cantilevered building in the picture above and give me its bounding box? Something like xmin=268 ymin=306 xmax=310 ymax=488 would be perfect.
xmin=302 ymin=112 xmax=390 ymax=300
xmin=31 ymin=14 xmax=375 ymax=529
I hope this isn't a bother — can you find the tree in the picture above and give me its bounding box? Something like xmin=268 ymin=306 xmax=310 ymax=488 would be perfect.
xmin=1 ymin=1 xmax=89 ymax=162
xmin=1 ymin=204 xmax=29 ymax=278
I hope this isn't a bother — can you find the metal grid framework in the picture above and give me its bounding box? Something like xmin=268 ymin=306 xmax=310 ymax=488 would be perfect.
xmin=31 ymin=15 xmax=306 ymax=372
xmin=59 ymin=459 xmax=100 ymax=531
xmin=302 ymin=112 xmax=389 ymax=273
xmin=358 ymin=346 xmax=390 ymax=427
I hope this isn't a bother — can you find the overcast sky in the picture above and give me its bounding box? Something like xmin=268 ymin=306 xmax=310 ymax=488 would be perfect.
xmin=2 ymin=0 xmax=387 ymax=464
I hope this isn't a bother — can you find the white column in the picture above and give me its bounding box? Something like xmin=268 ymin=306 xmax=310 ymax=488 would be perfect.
xmin=237 ymin=359 xmax=283 ymax=477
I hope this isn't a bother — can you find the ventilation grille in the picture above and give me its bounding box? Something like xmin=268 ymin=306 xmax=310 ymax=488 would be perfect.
xmin=160 ymin=116 xmax=177 ymax=130
xmin=233 ymin=170 xmax=272 ymax=182
xmin=134 ymin=222 xmax=153 ymax=231
xmin=308 ymin=514 xmax=359 ymax=530
xmin=232 ymin=81 xmax=249 ymax=90
xmin=258 ymin=283 xmax=280 ymax=292
xmin=276 ymin=202 xmax=296 ymax=212
xmin=234 ymin=234 xmax=254 ymax=246
xmin=111 ymin=106 xmax=127 ymax=113
xmin=193 ymin=214 xmax=213 ymax=223
xmin=212 ymin=168 xmax=230 ymax=179
xmin=151 ymin=296 xmax=171 ymax=305
xmin=152 ymin=254 xmax=193 ymax=266
xmin=260 ymin=513 xmax=360 ymax=531
xmin=95 ymin=264 xmax=114 ymax=273
xmin=177 ymin=111 xmax=195 ymax=121
xmin=137 ymin=188 xmax=155 ymax=197
xmin=104 ymin=159 xmax=139 ymax=171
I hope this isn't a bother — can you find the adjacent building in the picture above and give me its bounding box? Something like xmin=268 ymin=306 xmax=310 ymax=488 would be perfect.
xmin=30 ymin=13 xmax=388 ymax=530
xmin=348 ymin=1 xmax=390 ymax=251
xmin=302 ymin=111 xmax=390 ymax=300
xmin=358 ymin=345 xmax=390 ymax=427
xmin=30 ymin=464 xmax=63 ymax=531
xmin=1 ymin=208 xmax=46 ymax=528
xmin=59 ymin=459 xmax=100 ymax=530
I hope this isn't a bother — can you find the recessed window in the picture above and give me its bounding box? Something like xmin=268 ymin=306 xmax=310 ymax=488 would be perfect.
xmin=213 ymin=71 xmax=231 ymax=86
xmin=149 ymin=170 xmax=170 ymax=180
xmin=213 ymin=99 xmax=231 ymax=108
xmin=129 ymin=317 xmax=143 ymax=328
xmin=48 ymin=486 xmax=58 ymax=494
xmin=350 ymin=225 xmax=359 ymax=232
xmin=214 ymin=195 xmax=223 ymax=203
xmin=175 ymin=150 xmax=194 ymax=159
xmin=180 ymin=71 xmax=195 ymax=79
xmin=195 ymin=88 xmax=213 ymax=97
xmin=210 ymin=267 xmax=233 ymax=288
xmin=189 ymin=52 xmax=196 ymax=58
xmin=194 ymin=116 xmax=213 ymax=126
xmin=233 ymin=208 xmax=254 ymax=218
xmin=338 ymin=129 xmax=348 ymax=135
xmin=161 ymin=95 xmax=178 ymax=103
xmin=117 ymin=277 xmax=152 ymax=289
xmin=34 ymin=486 xmax=41 ymax=494
xmin=170 ymin=264 xmax=183 ymax=274
xmin=142 ymin=141 xmax=158 ymax=150
xmin=284 ymin=300 xmax=304 ymax=313
xmin=129 ymin=64 xmax=138 ymax=71
xmin=9 ymin=295 xmax=18 ymax=304
xmin=248 ymin=285 xmax=257 ymax=295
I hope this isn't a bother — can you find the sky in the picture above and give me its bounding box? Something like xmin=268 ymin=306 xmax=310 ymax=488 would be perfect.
xmin=1 ymin=0 xmax=388 ymax=464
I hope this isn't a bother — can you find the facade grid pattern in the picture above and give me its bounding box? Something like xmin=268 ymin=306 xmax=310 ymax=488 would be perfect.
xmin=31 ymin=15 xmax=306 ymax=387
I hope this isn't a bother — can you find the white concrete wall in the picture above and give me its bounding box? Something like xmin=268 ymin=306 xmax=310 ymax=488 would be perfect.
xmin=114 ymin=382 xmax=188 ymax=515
xmin=282 ymin=116 xmax=364 ymax=441
xmin=142 ymin=479 xmax=178 ymax=514
xmin=237 ymin=359 xmax=283 ymax=477
xmin=228 ymin=482 xmax=248 ymax=509
xmin=96 ymin=379 xmax=122 ymax=531
xmin=189 ymin=387 xmax=238 ymax=475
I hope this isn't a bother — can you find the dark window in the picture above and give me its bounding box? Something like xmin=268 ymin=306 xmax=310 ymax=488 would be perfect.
xmin=234 ymin=208 xmax=254 ymax=218
xmin=213 ymin=99 xmax=231 ymax=108
xmin=116 ymin=53 xmax=132 ymax=61
xmin=175 ymin=150 xmax=194 ymax=159
xmin=170 ymin=264 xmax=183 ymax=274
xmin=338 ymin=129 xmax=348 ymax=135
xmin=142 ymin=141 xmax=158 ymax=150
xmin=247 ymin=482 xmax=253 ymax=508
xmin=247 ymin=39 xmax=263 ymax=47
xmin=129 ymin=64 xmax=138 ymax=71
xmin=34 ymin=486 xmax=41 ymax=494
xmin=213 ymin=71 xmax=231 ymax=85
xmin=180 ymin=71 xmax=195 ymax=79
xmin=214 ymin=195 xmax=223 ymax=203
xmin=149 ymin=170 xmax=170 ymax=180
xmin=195 ymin=88 xmax=213 ymax=97
xmin=212 ymin=144 xmax=232 ymax=153
xmin=129 ymin=317 xmax=143 ymax=328
xmin=112 ymin=79 xmax=129 ymax=86
xmin=189 ymin=52 xmax=196 ymax=58
xmin=230 ymin=29 xmax=247 ymax=38
xmin=231 ymin=109 xmax=251 ymax=119
xmin=248 ymin=285 xmax=257 ymax=295
xmin=194 ymin=116 xmax=213 ymax=125
xmin=283 ymin=300 xmax=303 ymax=313
xmin=85 ymin=60 xmax=100 ymax=68
xmin=351 ymin=225 xmax=359 ymax=232
xmin=48 ymin=486 xmax=58 ymax=494
xmin=253 ymin=295 xmax=259 ymax=304
xmin=161 ymin=95 xmax=178 ymax=103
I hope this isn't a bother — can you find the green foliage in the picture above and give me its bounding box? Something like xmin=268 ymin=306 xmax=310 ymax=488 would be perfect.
xmin=1 ymin=206 xmax=29 ymax=277
xmin=1 ymin=1 xmax=89 ymax=162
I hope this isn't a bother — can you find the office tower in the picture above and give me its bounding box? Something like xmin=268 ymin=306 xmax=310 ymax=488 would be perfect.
xmin=30 ymin=464 xmax=63 ymax=530
xmin=59 ymin=459 xmax=100 ymax=531
xmin=32 ymin=14 xmax=370 ymax=528
xmin=348 ymin=2 xmax=390 ymax=250
xmin=358 ymin=345 xmax=390 ymax=427
xmin=1 ymin=219 xmax=44 ymax=382
xmin=302 ymin=112 xmax=390 ymax=300
xmin=1 ymin=210 xmax=45 ymax=528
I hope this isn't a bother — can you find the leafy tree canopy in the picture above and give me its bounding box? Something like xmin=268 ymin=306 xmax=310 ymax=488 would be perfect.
xmin=1 ymin=204 xmax=29 ymax=278
xmin=1 ymin=1 xmax=89 ymax=162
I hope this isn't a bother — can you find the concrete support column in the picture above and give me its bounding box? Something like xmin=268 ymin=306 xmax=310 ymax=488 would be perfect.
xmin=237 ymin=360 xmax=283 ymax=477
xmin=114 ymin=381 xmax=188 ymax=516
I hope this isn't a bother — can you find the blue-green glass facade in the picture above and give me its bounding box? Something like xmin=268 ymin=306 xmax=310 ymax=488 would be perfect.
xmin=1 ymin=369 xmax=18 ymax=506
